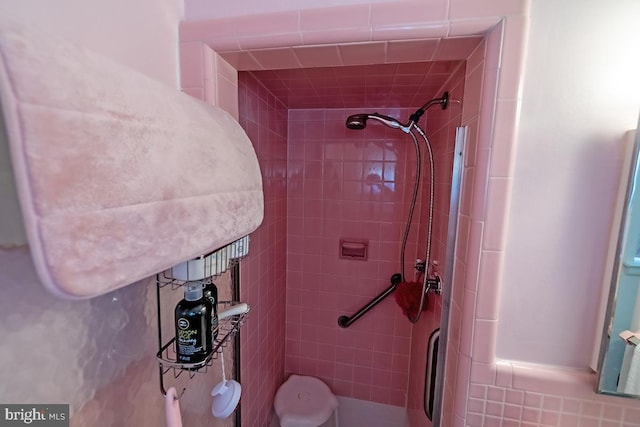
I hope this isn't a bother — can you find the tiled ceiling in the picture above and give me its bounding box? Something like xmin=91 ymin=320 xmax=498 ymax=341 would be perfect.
xmin=225 ymin=37 xmax=482 ymax=109
xmin=248 ymin=60 xmax=464 ymax=109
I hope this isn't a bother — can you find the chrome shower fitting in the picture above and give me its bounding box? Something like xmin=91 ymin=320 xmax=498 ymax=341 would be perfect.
xmin=425 ymin=275 xmax=441 ymax=295
xmin=414 ymin=260 xmax=442 ymax=294
xmin=345 ymin=112 xmax=412 ymax=133
xmin=408 ymin=91 xmax=449 ymax=124
xmin=345 ymin=91 xmax=450 ymax=133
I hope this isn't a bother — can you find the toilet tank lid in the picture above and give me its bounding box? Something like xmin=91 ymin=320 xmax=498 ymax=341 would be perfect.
xmin=274 ymin=375 xmax=337 ymax=427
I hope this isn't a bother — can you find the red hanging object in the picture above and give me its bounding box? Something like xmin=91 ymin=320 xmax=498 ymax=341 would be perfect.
xmin=395 ymin=281 xmax=428 ymax=320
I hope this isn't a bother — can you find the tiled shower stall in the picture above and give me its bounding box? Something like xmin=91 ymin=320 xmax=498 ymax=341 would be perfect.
xmin=223 ymin=43 xmax=483 ymax=425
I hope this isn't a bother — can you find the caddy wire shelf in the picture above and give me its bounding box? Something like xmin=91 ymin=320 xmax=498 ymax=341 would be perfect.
xmin=156 ymin=278 xmax=249 ymax=396
xmin=155 ymin=236 xmax=250 ymax=397
xmin=156 ymin=299 xmax=249 ymax=370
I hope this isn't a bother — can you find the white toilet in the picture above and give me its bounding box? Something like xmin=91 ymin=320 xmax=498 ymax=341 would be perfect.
xmin=274 ymin=375 xmax=339 ymax=427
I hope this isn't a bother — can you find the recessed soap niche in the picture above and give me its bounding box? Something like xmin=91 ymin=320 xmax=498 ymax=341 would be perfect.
xmin=339 ymin=239 xmax=368 ymax=261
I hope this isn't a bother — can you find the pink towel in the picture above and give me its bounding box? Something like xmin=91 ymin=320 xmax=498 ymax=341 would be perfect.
xmin=0 ymin=21 xmax=264 ymax=299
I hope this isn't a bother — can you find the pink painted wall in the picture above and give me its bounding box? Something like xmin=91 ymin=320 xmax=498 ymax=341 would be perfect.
xmin=0 ymin=0 xmax=182 ymax=86
xmin=184 ymin=0 xmax=391 ymax=21
xmin=498 ymin=0 xmax=640 ymax=367
xmin=237 ymin=72 xmax=288 ymax=427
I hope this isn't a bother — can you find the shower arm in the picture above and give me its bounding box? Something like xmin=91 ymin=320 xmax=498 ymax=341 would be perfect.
xmin=408 ymin=92 xmax=450 ymax=125
xmin=370 ymin=92 xmax=450 ymax=133
xmin=344 ymin=92 xmax=449 ymax=133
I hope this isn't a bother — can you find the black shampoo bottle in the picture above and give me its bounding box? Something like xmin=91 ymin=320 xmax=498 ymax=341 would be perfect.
xmin=175 ymin=282 xmax=212 ymax=364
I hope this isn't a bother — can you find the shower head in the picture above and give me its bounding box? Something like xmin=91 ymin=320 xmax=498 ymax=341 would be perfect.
xmin=345 ymin=112 xmax=410 ymax=133
xmin=345 ymin=114 xmax=368 ymax=130
xmin=346 ymin=91 xmax=451 ymax=133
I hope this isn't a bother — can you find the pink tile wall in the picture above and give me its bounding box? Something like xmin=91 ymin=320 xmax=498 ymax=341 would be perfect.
xmin=418 ymin=63 xmax=467 ymax=275
xmin=406 ymin=62 xmax=467 ymax=427
xmin=445 ymin=43 xmax=486 ymax=427
xmin=454 ymin=32 xmax=495 ymax=427
xmin=246 ymin=61 xmax=465 ymax=109
xmin=237 ymin=72 xmax=288 ymax=427
xmin=465 ymin=377 xmax=640 ymax=427
xmin=285 ymin=107 xmax=421 ymax=406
